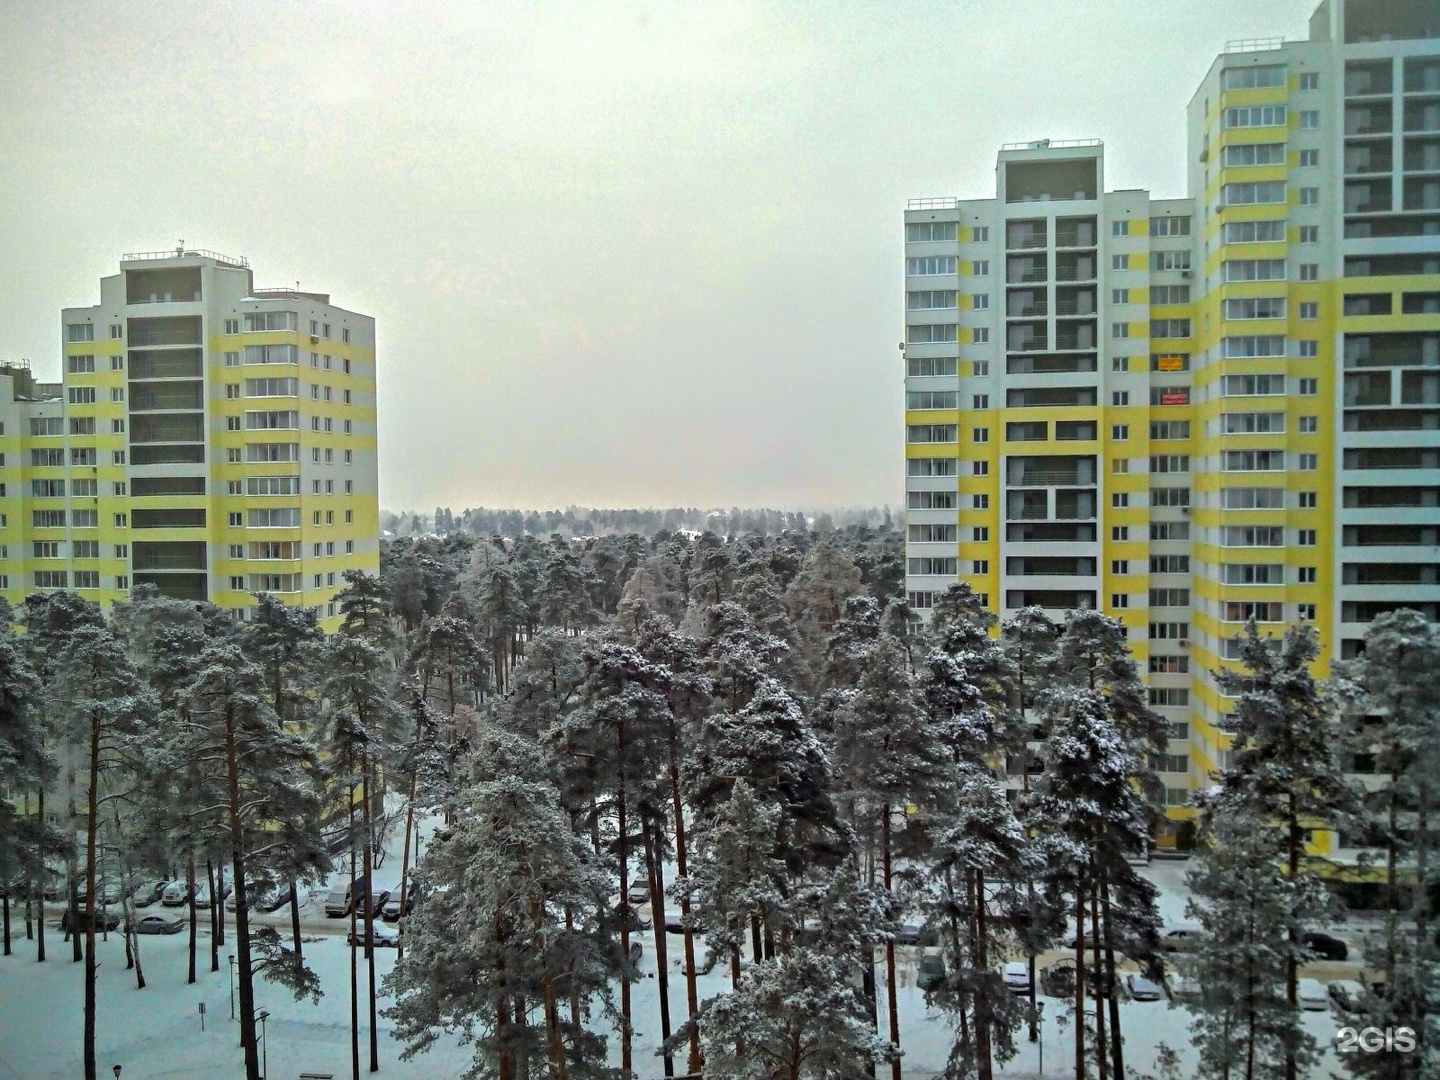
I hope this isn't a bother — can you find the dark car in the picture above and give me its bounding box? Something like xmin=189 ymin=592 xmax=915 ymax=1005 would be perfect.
xmin=664 ymin=915 xmax=686 ymax=935
xmin=917 ymin=953 xmax=946 ymax=991
xmin=1041 ymin=958 xmax=1111 ymax=998
xmin=354 ymin=888 xmax=391 ymax=920
xmin=61 ymin=908 xmax=121 ymax=932
xmin=1304 ymin=932 xmax=1348 ymax=962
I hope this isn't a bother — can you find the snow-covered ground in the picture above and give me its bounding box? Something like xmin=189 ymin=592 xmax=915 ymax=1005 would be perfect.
xmin=0 ymin=857 xmax=1354 ymax=1079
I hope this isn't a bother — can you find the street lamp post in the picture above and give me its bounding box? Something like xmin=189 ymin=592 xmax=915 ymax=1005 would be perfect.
xmin=112 ymin=1067 xmax=121 ymax=1079
xmin=228 ymin=953 xmax=236 ymax=1020
xmin=1036 ymin=1001 xmax=1045 ymax=1078
xmin=257 ymin=1009 xmax=270 ymax=1080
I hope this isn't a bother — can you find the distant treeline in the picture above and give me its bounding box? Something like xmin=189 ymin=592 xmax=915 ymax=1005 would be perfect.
xmin=381 ymin=505 xmax=896 ymax=539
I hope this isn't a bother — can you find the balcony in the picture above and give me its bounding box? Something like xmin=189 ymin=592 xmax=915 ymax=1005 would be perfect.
xmin=1404 ymin=101 xmax=1440 ymax=133
xmin=1006 ymin=220 xmax=1048 ymax=250
xmin=127 ymin=316 xmax=202 ymax=348
xmin=1006 ymin=255 xmax=1048 ymax=283
xmin=1346 ymin=104 xmax=1394 ymax=136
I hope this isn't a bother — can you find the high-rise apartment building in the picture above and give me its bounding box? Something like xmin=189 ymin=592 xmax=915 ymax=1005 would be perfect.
xmin=903 ymin=0 xmax=1440 ymax=850
xmin=0 ymin=248 xmax=379 ymax=632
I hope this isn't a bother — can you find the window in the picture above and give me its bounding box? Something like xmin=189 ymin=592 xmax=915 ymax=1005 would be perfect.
xmin=972 ymin=394 xmax=989 ymax=409
xmin=1112 ymin=289 xmax=1130 ymax=304
xmin=72 ymin=479 xmax=97 ymax=497
xmin=114 ymin=514 xmax=127 ymax=527
xmin=1112 ymin=560 xmax=1130 ymax=575
xmin=1152 ymin=488 xmax=1190 ymax=507
xmin=907 ymin=424 xmax=958 ymax=444
xmin=1299 ymin=416 xmax=1318 ymax=433
xmin=906 ymin=222 xmax=958 ymax=242
xmin=1222 ymin=371 xmax=1286 ymax=394
xmin=1299 ymin=491 xmax=1317 ymax=508
xmin=1224 ymin=105 xmax=1286 ymax=128
xmin=230 ymin=576 xmax=246 ymax=590
xmin=224 ymin=319 xmax=240 ymax=335
xmin=1299 ymin=453 xmax=1318 ymax=470
xmin=1149 ymin=454 xmax=1190 ymax=473
xmin=66 ymin=323 xmax=95 ymax=342
xmin=970 ymin=293 xmax=989 ymax=310
xmin=1299 ymin=264 xmax=1319 ymax=281
xmin=1221 ymin=486 xmax=1284 ymax=509
xmin=345 ymin=540 xmax=355 ymax=554
xmin=1223 ymin=220 xmax=1285 ymax=244
xmin=1111 ymin=391 xmax=1129 ymax=406
xmin=1299 ymin=149 xmax=1319 ymax=168
xmin=907 ymin=256 xmax=958 ymax=275
xmin=1299 ymin=566 xmax=1317 ymax=584
xmin=907 ymin=357 xmax=957 ymax=377
xmin=116 ymin=576 xmax=129 ymax=590
xmin=1298 ymin=340 xmax=1318 ymax=357
xmin=312 ymin=479 xmax=322 ymax=495
xmin=111 ymin=387 xmax=124 ymax=402
xmin=228 ymin=512 xmax=243 ymax=527
xmin=249 ymin=508 xmax=301 ymax=528
xmin=908 ymin=290 xmax=957 ymax=310
xmin=1150 ymin=285 xmax=1191 ymax=305
xmin=1298 ymin=603 xmax=1316 ymax=620
xmin=972 ymin=460 xmax=989 ymax=476
xmin=972 ymin=527 xmax=989 ymax=542
xmin=1298 ymin=528 xmax=1318 ymax=546
xmin=1111 ymin=425 xmax=1129 ymax=440
xmin=1148 ymin=622 xmax=1189 ymax=640
xmin=907 ymin=524 xmax=957 ymax=543
xmin=31 ymin=479 xmax=64 ymax=498
xmin=1111 ymin=594 xmax=1130 ymax=609
xmin=972 ymin=427 xmax=989 ymax=443
xmin=972 ymin=260 xmax=989 ymax=276
xmin=1299 ymin=301 xmax=1318 ymax=320
xmin=972 ymin=328 xmax=990 ymax=345
xmin=1150 ymin=420 xmax=1190 ymax=440
xmin=31 ymin=448 xmax=63 ymax=466
xmin=907 ymin=324 xmax=958 ymax=344
xmin=1150 ymin=555 xmax=1190 ymax=573
xmin=32 ymin=510 xmax=66 ymax=528
xmin=245 ymin=410 xmax=300 ymax=430
xmin=33 ymin=541 xmax=60 ymax=559
xmin=73 ymin=571 xmax=99 ymax=590
xmin=1299 ymin=188 xmax=1319 ymax=206
xmin=972 ymin=226 xmax=989 ymax=241
xmin=245 ymin=376 xmax=298 ymax=397
xmin=1299 ymin=110 xmax=1319 ymax=129
xmin=1150 ymin=522 xmax=1190 ymax=541
xmin=1112 ymin=254 xmax=1129 ymax=271
xmin=34 ymin=571 xmax=69 ymax=589
xmin=1151 ymin=319 xmax=1191 ymax=338
xmin=1223 ymin=259 xmax=1286 ymax=282
xmin=310 ymin=352 xmax=319 ymax=368
xmin=344 ymin=510 xmax=352 ymax=524
xmin=1224 ymin=297 xmax=1285 ymax=320
xmin=243 ymin=311 xmax=298 ymax=332
xmin=1222 ymin=525 xmax=1285 ymax=546
xmin=1299 ymin=225 xmax=1319 ymax=243
xmin=111 ymin=356 xmax=124 ymax=371
xmin=1113 ymin=357 xmax=1129 ymax=372
xmin=67 ymin=355 xmax=95 ymax=374
xmin=1112 ymin=322 xmax=1130 ymax=339
xmin=1149 ymin=216 xmax=1191 ymax=236
xmin=1112 ymin=526 xmax=1130 ymax=541
xmin=1222 ymin=562 xmax=1283 ymax=585
xmin=1299 ymin=72 xmax=1318 ymax=90
xmin=1112 ymin=492 xmax=1129 ymax=508
xmin=1222 ymin=65 xmax=1285 ymax=90
xmin=1151 ymin=251 xmax=1191 ymax=272
xmin=68 ymin=387 xmax=96 ymax=405
xmin=907 ymin=391 xmax=958 ymax=409
xmin=343 ymin=358 xmax=351 ymax=373
xmin=323 ymin=324 xmax=331 ymax=339
xmin=909 ymin=557 xmax=958 ymax=576
xmin=1299 ymin=377 xmax=1318 ymax=395
xmin=1223 ymin=449 xmax=1286 ymax=471
xmin=1111 ymin=220 xmax=1128 ymax=236
xmin=1221 ymin=143 xmax=1286 ymax=167
xmin=1150 ymin=588 xmax=1190 ymax=607
xmin=1113 ymin=459 xmax=1129 ymax=473
xmin=1222 ymin=181 xmax=1286 ymax=206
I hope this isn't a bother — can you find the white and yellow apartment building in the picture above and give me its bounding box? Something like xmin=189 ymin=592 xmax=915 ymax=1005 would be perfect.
xmin=0 ymin=248 xmax=379 ymax=633
xmin=903 ymin=0 xmax=1440 ymax=857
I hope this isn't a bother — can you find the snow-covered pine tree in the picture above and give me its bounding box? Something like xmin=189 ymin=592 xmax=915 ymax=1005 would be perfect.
xmin=336 ymin=568 xmax=398 ymax=650
xmin=914 ymin=762 xmax=1034 ymax=1080
xmin=784 ymin=539 xmax=864 ymax=678
xmin=700 ymin=601 xmax=795 ymax=713
xmin=384 ymin=728 xmax=620 ymax=1080
xmin=689 ymin=531 xmax=738 ymax=609
xmin=536 ymin=545 xmax=600 ymax=634
xmin=0 ymin=600 xmax=52 ymax=961
xmin=922 ymin=583 xmax=1020 ymax=760
xmin=1215 ymin=622 xmax=1360 ymax=1080
xmin=178 ymin=641 xmax=326 ymax=1080
xmin=48 ymin=623 xmax=156 ymax=1080
xmin=1185 ymin=809 xmax=1325 ymax=1080
xmin=1338 ymin=609 xmax=1440 ymax=1080
xmin=1025 ymin=687 xmax=1153 ymax=1080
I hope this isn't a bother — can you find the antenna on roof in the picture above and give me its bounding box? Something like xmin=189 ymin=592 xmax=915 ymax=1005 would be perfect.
xmin=177 ymin=239 xmax=185 ymax=256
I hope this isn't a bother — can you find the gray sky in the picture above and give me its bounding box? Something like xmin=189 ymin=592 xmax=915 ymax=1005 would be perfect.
xmin=1 ymin=0 xmax=1317 ymax=511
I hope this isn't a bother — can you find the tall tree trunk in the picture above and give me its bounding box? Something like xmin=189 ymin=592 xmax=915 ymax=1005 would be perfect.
xmin=363 ymin=759 xmax=379 ymax=1073
xmin=394 ymin=752 xmax=419 ymax=962
xmin=1074 ymin=888 xmax=1085 ymax=1080
xmin=83 ymin=706 xmax=101 ymax=1080
xmin=207 ymin=858 xmax=220 ymax=973
xmin=35 ymin=787 xmax=45 ymax=963
xmin=223 ymin=708 xmax=263 ymax=1080
xmin=2 ymin=893 xmax=10 ymax=955
xmin=1284 ymin=798 xmax=1299 ymax=1080
xmin=536 ymin=898 xmax=568 ymax=1080
xmin=882 ymin=805 xmax=901 ymax=1080
xmin=111 ymin=803 xmax=145 ymax=990
xmin=975 ymin=869 xmax=992 ymax=1080
xmin=615 ymin=723 xmax=633 ymax=1079
xmin=643 ymin=819 xmax=675 ymax=1078
xmin=1101 ymin=877 xmax=1123 ymax=1080
xmin=289 ymin=876 xmax=303 ymax=959
xmin=349 ymin=786 xmax=361 ymax=1080
xmin=667 ymin=731 xmax=702 ymax=1074
xmin=186 ymin=852 xmax=197 ymax=984
xmin=1091 ymin=886 xmax=1107 ymax=1080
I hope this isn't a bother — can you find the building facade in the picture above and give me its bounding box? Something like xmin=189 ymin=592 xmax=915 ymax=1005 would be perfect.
xmin=0 ymin=248 xmax=379 ymax=632
xmin=903 ymin=0 xmax=1440 ymax=849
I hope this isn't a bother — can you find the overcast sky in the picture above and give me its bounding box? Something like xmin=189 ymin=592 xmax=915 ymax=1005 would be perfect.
xmin=0 ymin=0 xmax=1317 ymax=512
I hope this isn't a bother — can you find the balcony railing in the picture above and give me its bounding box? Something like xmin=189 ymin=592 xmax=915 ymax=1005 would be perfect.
xmin=122 ymin=247 xmax=248 ymax=268
xmin=129 ymin=328 xmax=200 ymax=347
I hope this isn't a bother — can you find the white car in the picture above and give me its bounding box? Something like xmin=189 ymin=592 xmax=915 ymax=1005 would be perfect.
xmin=1165 ymin=973 xmax=1201 ymax=1001
xmin=1003 ymin=962 xmax=1032 ymax=994
xmin=1125 ymin=973 xmax=1164 ymax=1001
xmin=160 ymin=881 xmax=192 ymax=907
xmin=1299 ymin=978 xmax=1330 ymax=1011
xmin=1158 ymin=924 xmax=1203 ymax=952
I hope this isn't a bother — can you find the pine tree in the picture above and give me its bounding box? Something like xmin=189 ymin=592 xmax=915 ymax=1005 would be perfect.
xmin=1339 ymin=610 xmax=1440 ymax=1079
xmin=384 ymin=728 xmax=620 ymax=1080
xmin=1215 ymin=623 xmax=1360 ymax=1080
xmin=337 ymin=569 xmax=398 ymax=649
xmin=1186 ymin=809 xmax=1325 ymax=1080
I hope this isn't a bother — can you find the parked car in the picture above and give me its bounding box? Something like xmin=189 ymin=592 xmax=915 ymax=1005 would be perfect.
xmin=75 ymin=876 xmax=123 ymax=906
xmin=1165 ymin=973 xmax=1201 ymax=1001
xmin=894 ymin=923 xmax=938 ymax=947
xmin=1125 ymin=973 xmax=1164 ymax=1001
xmin=381 ymin=885 xmax=417 ymax=922
xmin=1299 ymin=978 xmax=1331 ymax=1011
xmin=628 ymin=941 xmax=643 ymax=965
xmin=129 ymin=912 xmax=185 ymax=935
xmin=130 ymin=881 xmax=168 ymax=908
xmin=325 ymin=877 xmax=370 ymax=918
xmin=347 ymin=921 xmax=400 ymax=948
xmin=160 ymin=881 xmax=193 ymax=907
xmin=354 ymin=888 xmax=392 ymax=920
xmin=616 ymin=904 xmax=652 ymax=933
xmin=1328 ymin=979 xmax=1366 ymax=1014
xmin=61 ymin=908 xmax=120 ymax=932
xmin=1158 ymin=924 xmax=1203 ymax=952
xmin=917 ymin=953 xmax=946 ymax=991
xmin=1303 ymin=932 xmax=1348 ymax=961
xmin=1003 ymin=961 xmax=1033 ymax=994
xmin=627 ymin=883 xmax=651 ymax=906
xmin=664 ymin=915 xmax=686 ymax=935
xmin=226 ymin=881 xmax=293 ymax=913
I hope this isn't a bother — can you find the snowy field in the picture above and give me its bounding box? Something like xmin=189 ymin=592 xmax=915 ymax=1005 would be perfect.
xmin=0 ymin=862 xmax=1350 ymax=1079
